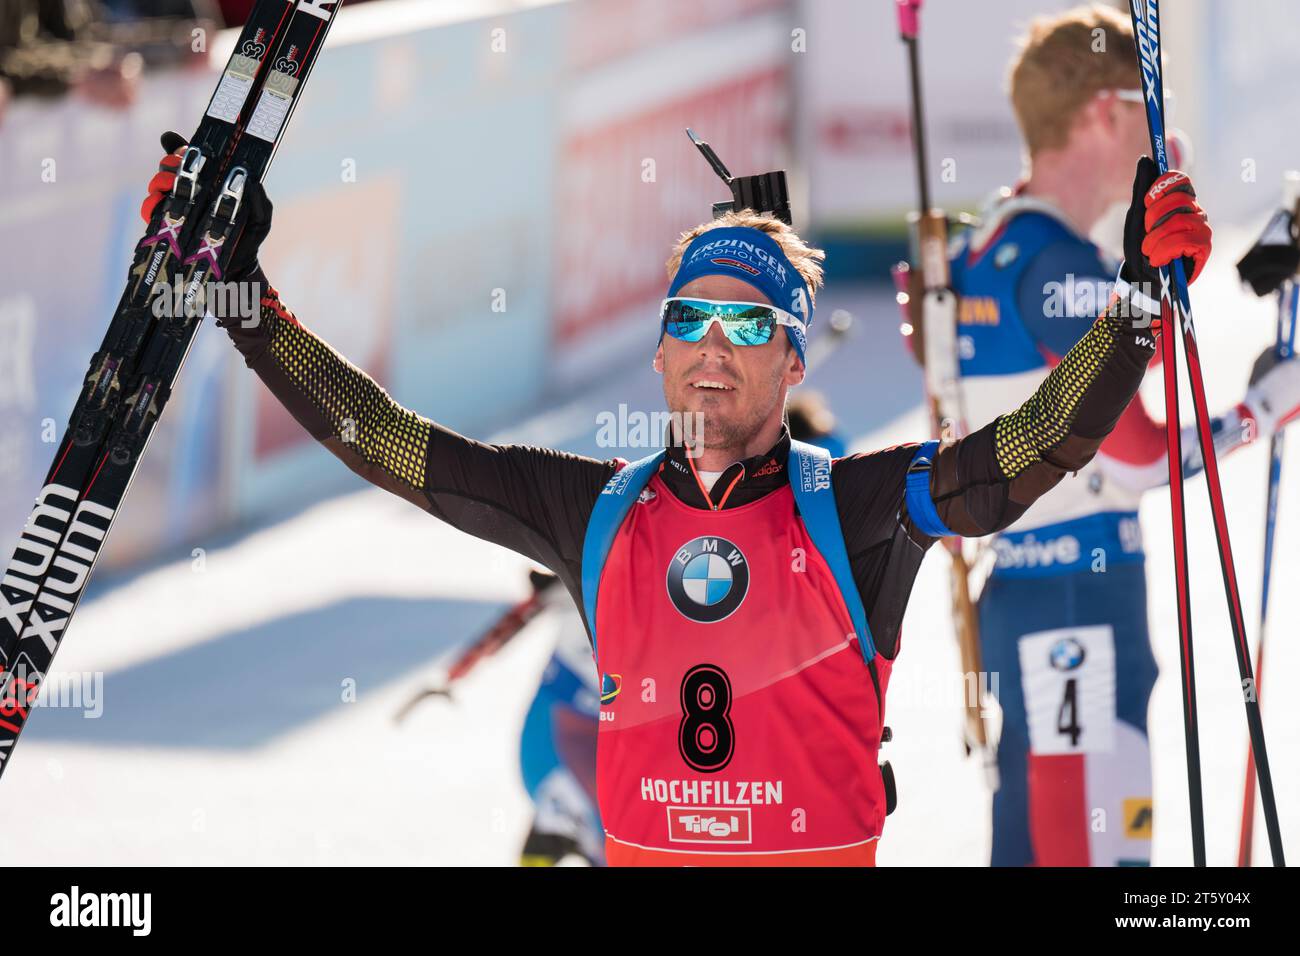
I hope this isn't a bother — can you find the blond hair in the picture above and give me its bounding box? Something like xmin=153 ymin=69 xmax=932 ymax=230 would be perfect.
xmin=1008 ymin=3 xmax=1139 ymax=156
xmin=665 ymin=210 xmax=826 ymax=306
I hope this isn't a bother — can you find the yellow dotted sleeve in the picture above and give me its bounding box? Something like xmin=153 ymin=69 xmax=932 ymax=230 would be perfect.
xmin=262 ymin=306 xmax=431 ymax=492
xmin=993 ymin=310 xmax=1122 ymax=479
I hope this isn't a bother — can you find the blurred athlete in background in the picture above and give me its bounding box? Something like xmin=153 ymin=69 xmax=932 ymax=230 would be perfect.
xmin=948 ymin=4 xmax=1300 ymax=866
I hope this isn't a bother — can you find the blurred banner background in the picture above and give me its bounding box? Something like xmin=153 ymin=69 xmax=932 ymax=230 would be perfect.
xmin=1 ymin=0 xmax=1298 ymax=570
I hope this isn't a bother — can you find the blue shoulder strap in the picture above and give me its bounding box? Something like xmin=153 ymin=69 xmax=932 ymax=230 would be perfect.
xmin=581 ymin=442 xmax=923 ymax=668
xmin=787 ymin=439 xmax=877 ymax=662
xmin=580 ymin=450 xmax=665 ymax=657
xmin=904 ymin=439 xmax=955 ymax=538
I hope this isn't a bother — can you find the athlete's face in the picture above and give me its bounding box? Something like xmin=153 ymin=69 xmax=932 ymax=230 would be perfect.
xmin=1098 ymin=92 xmax=1160 ymax=203
xmin=654 ymin=275 xmax=805 ymax=454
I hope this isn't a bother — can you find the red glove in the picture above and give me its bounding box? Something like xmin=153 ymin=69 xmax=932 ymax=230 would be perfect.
xmin=139 ymin=130 xmax=188 ymax=224
xmin=1142 ymin=170 xmax=1211 ymax=283
xmin=1123 ymin=157 xmax=1212 ymax=287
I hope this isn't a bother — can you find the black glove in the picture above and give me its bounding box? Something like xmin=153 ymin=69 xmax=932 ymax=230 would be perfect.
xmin=160 ymin=129 xmax=186 ymax=155
xmin=227 ymin=173 xmax=273 ymax=286
xmin=1236 ymin=208 xmax=1300 ymax=297
xmin=142 ymin=130 xmax=274 ymax=285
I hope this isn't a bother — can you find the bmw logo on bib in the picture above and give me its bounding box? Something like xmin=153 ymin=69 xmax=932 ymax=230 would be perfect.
xmin=666 ymin=536 xmax=749 ymax=623
xmin=1049 ymin=636 xmax=1087 ymax=671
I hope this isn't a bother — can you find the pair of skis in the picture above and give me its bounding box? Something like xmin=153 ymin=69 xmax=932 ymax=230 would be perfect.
xmin=894 ymin=0 xmax=996 ymax=782
xmin=0 ymin=0 xmax=344 ymax=781
xmin=1127 ymin=0 xmax=1284 ymax=866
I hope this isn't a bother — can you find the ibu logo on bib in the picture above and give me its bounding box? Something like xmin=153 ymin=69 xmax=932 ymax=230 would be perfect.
xmin=666 ymin=536 xmax=749 ymax=623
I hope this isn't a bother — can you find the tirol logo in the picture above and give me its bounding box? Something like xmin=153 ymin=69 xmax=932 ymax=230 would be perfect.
xmin=668 ymin=806 xmax=752 ymax=845
xmin=666 ymin=536 xmax=749 ymax=623
xmin=1049 ymin=637 xmax=1087 ymax=671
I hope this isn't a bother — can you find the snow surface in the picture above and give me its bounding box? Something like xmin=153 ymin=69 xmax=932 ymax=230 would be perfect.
xmin=3 ymin=227 xmax=1296 ymax=865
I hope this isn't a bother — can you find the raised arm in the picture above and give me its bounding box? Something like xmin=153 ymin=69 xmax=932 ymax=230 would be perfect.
xmin=138 ymin=136 xmax=616 ymax=582
xmin=219 ymin=281 xmax=615 ymax=554
xmin=926 ymin=157 xmax=1213 ymax=538
xmin=930 ymin=296 xmax=1154 ymax=536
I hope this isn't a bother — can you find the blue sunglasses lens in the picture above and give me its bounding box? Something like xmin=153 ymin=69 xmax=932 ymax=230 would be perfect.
xmin=663 ymin=300 xmax=777 ymax=346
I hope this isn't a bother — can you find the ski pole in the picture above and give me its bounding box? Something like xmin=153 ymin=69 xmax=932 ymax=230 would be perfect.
xmin=895 ymin=0 xmax=995 ymax=782
xmin=1128 ymin=0 xmax=1285 ymax=866
xmin=1238 ymin=217 xmax=1299 ymax=865
xmin=394 ymin=571 xmax=559 ymax=721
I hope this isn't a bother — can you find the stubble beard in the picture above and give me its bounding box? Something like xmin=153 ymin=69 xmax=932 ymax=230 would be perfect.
xmin=666 ymin=364 xmax=785 ymax=458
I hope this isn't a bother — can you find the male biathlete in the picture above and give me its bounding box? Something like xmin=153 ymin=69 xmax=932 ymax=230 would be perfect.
xmin=142 ymin=126 xmax=1214 ymax=865
xmin=945 ymin=5 xmax=1300 ymax=866
xmin=515 ymin=391 xmax=848 ymax=867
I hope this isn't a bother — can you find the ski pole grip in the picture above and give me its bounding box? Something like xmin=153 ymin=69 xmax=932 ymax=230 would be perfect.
xmin=896 ymin=0 xmax=921 ymax=40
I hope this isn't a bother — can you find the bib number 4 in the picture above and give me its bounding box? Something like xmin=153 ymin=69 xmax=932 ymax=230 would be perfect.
xmin=1018 ymin=626 xmax=1116 ymax=755
xmin=1057 ymin=678 xmax=1082 ymax=747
